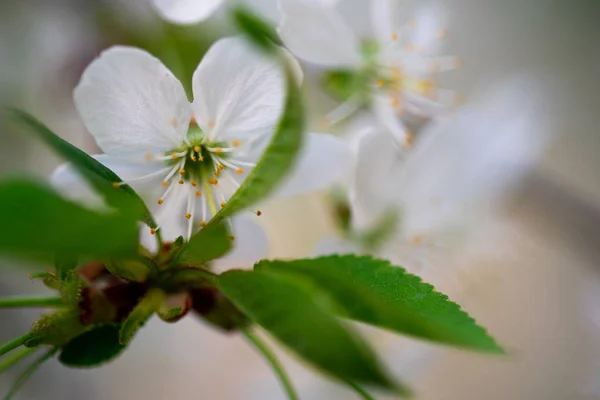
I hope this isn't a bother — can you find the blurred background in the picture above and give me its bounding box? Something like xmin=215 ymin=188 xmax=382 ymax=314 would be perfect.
xmin=1 ymin=0 xmax=600 ymax=399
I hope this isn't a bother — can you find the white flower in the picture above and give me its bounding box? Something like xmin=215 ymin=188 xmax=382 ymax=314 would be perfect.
xmin=51 ymin=37 xmax=351 ymax=258
xmin=151 ymin=0 xmax=280 ymax=25
xmin=320 ymin=75 xmax=554 ymax=280
xmin=279 ymin=0 xmax=459 ymax=147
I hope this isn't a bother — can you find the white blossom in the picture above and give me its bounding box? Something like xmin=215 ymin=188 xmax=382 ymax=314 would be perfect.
xmin=51 ymin=37 xmax=351 ymax=260
xmin=279 ymin=0 xmax=459 ymax=148
xmin=151 ymin=0 xmax=280 ymax=25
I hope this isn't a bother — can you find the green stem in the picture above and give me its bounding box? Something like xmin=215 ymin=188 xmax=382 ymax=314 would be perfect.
xmin=0 ymin=346 xmax=37 ymax=373
xmin=345 ymin=380 xmax=375 ymax=400
xmin=3 ymin=347 xmax=58 ymax=400
xmin=0 ymin=334 xmax=33 ymax=358
xmin=241 ymin=327 xmax=298 ymax=400
xmin=0 ymin=296 xmax=63 ymax=309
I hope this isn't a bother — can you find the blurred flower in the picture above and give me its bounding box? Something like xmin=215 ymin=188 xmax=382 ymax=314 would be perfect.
xmin=151 ymin=0 xmax=279 ymax=25
xmin=51 ymin=36 xmax=351 ymax=254
xmin=320 ymin=75 xmax=553 ymax=279
xmin=279 ymin=0 xmax=458 ymax=147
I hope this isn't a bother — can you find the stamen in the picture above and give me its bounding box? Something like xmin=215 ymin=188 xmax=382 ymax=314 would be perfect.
xmin=196 ymin=191 xmax=201 ymax=197
xmin=162 ymin=181 xmax=169 ymax=187
xmin=236 ymin=168 xmax=244 ymax=175
xmin=179 ymin=169 xmax=185 ymax=175
xmin=191 ymin=180 xmax=197 ymax=187
xmin=115 ymin=166 xmax=171 ymax=187
xmin=178 ymin=179 xmax=184 ymax=185
xmin=194 ymin=146 xmax=201 ymax=153
xmin=255 ymin=210 xmax=262 ymax=216
xmin=206 ymin=146 xmax=235 ymax=153
xmin=163 ymin=160 xmax=185 ymax=183
xmin=145 ymin=153 xmax=154 ymax=161
xmin=220 ymin=202 xmax=226 ymax=207
xmin=377 ymin=80 xmax=384 ymax=87
xmin=199 ymin=221 xmax=206 ymax=227
xmin=391 ymin=33 xmax=398 ymax=40
xmin=158 ymin=199 xmax=163 ymax=205
xmin=209 ymin=178 xmax=218 ymax=185
xmin=217 ymin=164 xmax=224 ymax=171
xmin=185 ymin=213 xmax=191 ymax=219
xmin=186 ymin=189 xmax=196 ymax=239
xmin=232 ymin=139 xmax=240 ymax=147
xmin=208 ymin=120 xmax=215 ymax=128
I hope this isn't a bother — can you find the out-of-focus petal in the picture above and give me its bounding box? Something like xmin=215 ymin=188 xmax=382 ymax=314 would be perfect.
xmin=211 ymin=216 xmax=269 ymax=272
xmin=152 ymin=0 xmax=224 ymax=24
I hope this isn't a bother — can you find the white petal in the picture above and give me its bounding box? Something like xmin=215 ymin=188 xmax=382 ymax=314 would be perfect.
xmin=400 ymin=76 xmax=553 ymax=236
xmin=405 ymin=5 xmax=446 ymax=55
xmin=74 ymin=46 xmax=192 ymax=157
xmin=242 ymin=0 xmax=281 ymax=23
xmin=191 ymin=37 xmax=286 ymax=143
xmin=211 ymin=216 xmax=268 ymax=272
xmin=335 ymin=0 xmax=376 ymax=40
xmin=349 ymin=127 xmax=402 ymax=231
xmin=312 ymin=235 xmax=358 ymax=256
xmin=369 ymin=0 xmax=393 ymax=42
xmin=50 ymin=155 xmax=166 ymax=208
xmin=272 ymin=133 xmax=352 ymax=198
xmin=152 ymin=0 xmax=223 ymax=24
xmin=372 ymin=93 xmax=409 ymax=145
xmin=278 ymin=0 xmax=361 ymax=67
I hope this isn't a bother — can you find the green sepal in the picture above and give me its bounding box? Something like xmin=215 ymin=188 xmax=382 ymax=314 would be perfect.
xmin=255 ymin=255 xmax=503 ymax=353
xmin=322 ymin=70 xmax=369 ymax=103
xmin=26 ymin=310 xmax=85 ymax=348
xmin=58 ymin=324 xmax=126 ymax=368
xmin=175 ymin=222 xmax=231 ymax=266
xmin=106 ymin=260 xmax=151 ymax=282
xmin=157 ymin=292 xmax=191 ymax=323
xmin=119 ymin=289 xmax=164 ymax=345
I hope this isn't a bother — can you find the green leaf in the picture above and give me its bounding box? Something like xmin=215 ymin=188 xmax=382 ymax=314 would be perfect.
xmin=0 ymin=180 xmax=140 ymax=262
xmin=174 ymin=222 xmax=231 ymax=266
xmin=119 ymin=289 xmax=163 ymax=345
xmin=55 ymin=252 xmax=78 ymax=280
xmin=58 ymin=324 xmax=126 ymax=368
xmin=218 ymin=270 xmax=407 ymax=394
xmin=205 ymin=57 xmax=304 ymax=228
xmin=8 ymin=109 xmax=155 ymax=227
xmin=256 ymin=255 xmax=503 ymax=353
xmin=232 ymin=6 xmax=280 ymax=52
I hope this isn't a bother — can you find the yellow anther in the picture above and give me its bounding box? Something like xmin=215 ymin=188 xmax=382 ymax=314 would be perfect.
xmin=208 ymin=119 xmax=215 ymax=128
xmin=157 ymin=199 xmax=164 ymax=205
xmin=215 ymin=147 xmax=222 ymax=153
xmin=185 ymin=213 xmax=191 ymax=219
xmin=179 ymin=169 xmax=185 ymax=175
xmin=195 ymin=191 xmax=201 ymax=197
xmin=194 ymin=146 xmax=201 ymax=153
xmin=191 ymin=180 xmax=197 ymax=187
xmin=404 ymin=132 xmax=415 ymax=149
xmin=391 ymin=33 xmax=398 ymax=40
xmin=162 ymin=181 xmax=169 ymax=187
xmin=256 ymin=210 xmax=262 ymax=216
xmin=391 ymin=98 xmax=400 ymax=107
xmin=217 ymin=164 xmax=224 ymax=171
xmin=199 ymin=221 xmax=206 ymax=227
xmin=150 ymin=228 xmax=156 ymax=235
xmin=112 ymin=182 xmax=120 ymax=189
xmin=209 ymin=178 xmax=218 ymax=185
xmin=220 ymin=202 xmax=226 ymax=207
xmin=377 ymin=80 xmax=384 ymax=87
xmin=411 ymin=235 xmax=422 ymax=246
xmin=170 ymin=153 xmax=177 ymax=159
xmin=409 ymin=19 xmax=417 ymax=27
xmin=213 ymin=170 xmax=220 ymax=176
xmin=178 ymin=179 xmax=184 ymax=185
xmin=144 ymin=153 xmax=153 ymax=161
xmin=198 ymin=156 xmax=204 ymax=162
xmin=232 ymin=139 xmax=240 ymax=147
xmin=236 ymin=168 xmax=244 ymax=175
xmin=191 ymin=156 xmax=197 ymax=162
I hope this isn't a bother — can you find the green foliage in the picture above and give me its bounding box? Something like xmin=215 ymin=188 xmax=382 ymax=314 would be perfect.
xmin=58 ymin=325 xmax=126 ymax=368
xmin=232 ymin=6 xmax=280 ymax=52
xmin=0 ymin=180 xmax=140 ymax=263
xmin=205 ymin=58 xmax=304 ymax=228
xmin=8 ymin=109 xmax=154 ymax=227
xmin=218 ymin=270 xmax=408 ymax=395
xmin=175 ymin=222 xmax=231 ymax=266
xmin=256 ymin=255 xmax=503 ymax=353
xmin=119 ymin=289 xmax=163 ymax=345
